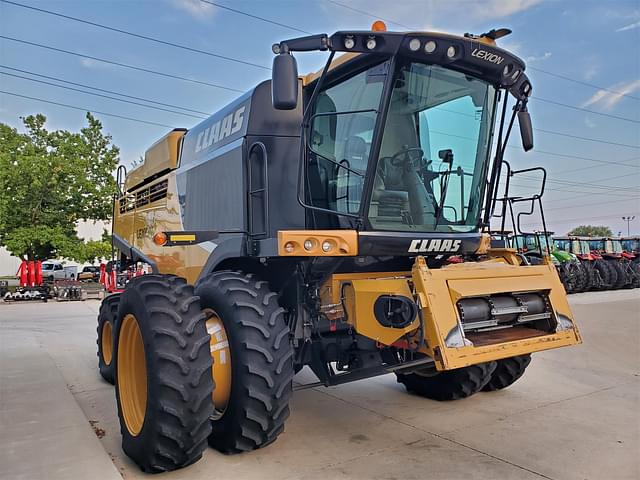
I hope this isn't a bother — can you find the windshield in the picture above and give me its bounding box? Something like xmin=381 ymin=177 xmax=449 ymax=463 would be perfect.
xmin=554 ymin=239 xmax=570 ymax=251
xmin=536 ymin=234 xmax=550 ymax=251
xmin=608 ymin=240 xmax=623 ymax=253
xmin=579 ymin=240 xmax=591 ymax=254
xmin=368 ymin=62 xmax=496 ymax=232
xmin=42 ymin=263 xmax=53 ymax=270
xmin=622 ymin=239 xmax=638 ymax=251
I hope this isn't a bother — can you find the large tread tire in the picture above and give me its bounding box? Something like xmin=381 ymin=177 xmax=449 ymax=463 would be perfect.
xmin=195 ymin=271 xmax=294 ymax=454
xmin=608 ymin=260 xmax=625 ymax=289
xmin=482 ymin=354 xmax=532 ymax=391
xmin=630 ymin=261 xmax=640 ymax=288
xmin=97 ymin=293 xmax=120 ymax=384
xmin=114 ymin=274 xmax=213 ymax=473
xmin=396 ymin=362 xmax=496 ymax=401
xmin=578 ymin=262 xmax=592 ymax=292
xmin=594 ymin=259 xmax=613 ymax=289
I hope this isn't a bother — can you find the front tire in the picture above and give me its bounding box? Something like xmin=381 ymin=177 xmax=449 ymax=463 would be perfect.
xmin=396 ymin=362 xmax=496 ymax=401
xmin=114 ymin=275 xmax=213 ymax=473
xmin=195 ymin=271 xmax=294 ymax=453
xmin=482 ymin=354 xmax=531 ymax=391
xmin=97 ymin=293 xmax=120 ymax=384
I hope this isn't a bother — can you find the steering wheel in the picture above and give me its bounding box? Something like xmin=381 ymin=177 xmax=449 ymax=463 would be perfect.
xmin=389 ymin=147 xmax=425 ymax=168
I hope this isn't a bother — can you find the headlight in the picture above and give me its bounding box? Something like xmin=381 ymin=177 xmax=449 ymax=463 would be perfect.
xmin=409 ymin=38 xmax=421 ymax=51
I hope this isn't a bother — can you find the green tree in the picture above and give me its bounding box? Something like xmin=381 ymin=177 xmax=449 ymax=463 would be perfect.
xmin=0 ymin=113 xmax=119 ymax=261
xmin=567 ymin=225 xmax=613 ymax=237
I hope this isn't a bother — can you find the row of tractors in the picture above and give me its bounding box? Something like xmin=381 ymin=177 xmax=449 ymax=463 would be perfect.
xmin=509 ymin=234 xmax=640 ymax=293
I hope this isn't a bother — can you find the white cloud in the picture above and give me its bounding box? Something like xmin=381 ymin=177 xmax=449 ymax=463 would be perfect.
xmin=80 ymin=58 xmax=114 ymax=70
xmin=525 ymin=51 xmax=552 ymax=63
xmin=332 ymin=0 xmax=543 ymax=33
xmin=583 ymin=64 xmax=599 ymax=81
xmin=466 ymin=0 xmax=544 ymax=21
xmin=169 ymin=0 xmax=215 ymax=20
xmin=616 ymin=20 xmax=640 ymax=32
xmin=582 ymin=79 xmax=640 ymax=110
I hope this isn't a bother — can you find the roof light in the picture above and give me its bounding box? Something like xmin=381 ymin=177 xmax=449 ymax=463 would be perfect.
xmin=446 ymin=46 xmax=457 ymax=58
xmin=424 ymin=40 xmax=436 ymax=53
xmin=371 ymin=20 xmax=387 ymax=32
xmin=322 ymin=241 xmax=333 ymax=252
xmin=284 ymin=242 xmax=295 ymax=253
xmin=366 ymin=37 xmax=377 ymax=50
xmin=344 ymin=36 xmax=355 ymax=49
xmin=304 ymin=239 xmax=314 ymax=251
xmin=409 ymin=38 xmax=421 ymax=51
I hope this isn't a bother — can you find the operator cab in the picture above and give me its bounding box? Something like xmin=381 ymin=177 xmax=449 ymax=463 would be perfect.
xmin=272 ymin=22 xmax=534 ymax=249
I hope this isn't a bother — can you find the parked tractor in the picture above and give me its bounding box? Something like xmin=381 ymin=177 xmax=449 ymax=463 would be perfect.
xmin=554 ymin=236 xmax=613 ymax=290
xmin=622 ymin=237 xmax=640 ymax=262
xmin=588 ymin=237 xmax=639 ymax=288
xmin=96 ymin=24 xmax=581 ymax=473
xmin=513 ymin=233 xmax=585 ymax=293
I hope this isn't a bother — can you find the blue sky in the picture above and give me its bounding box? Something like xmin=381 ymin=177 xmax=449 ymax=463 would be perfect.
xmin=1 ymin=0 xmax=639 ymax=235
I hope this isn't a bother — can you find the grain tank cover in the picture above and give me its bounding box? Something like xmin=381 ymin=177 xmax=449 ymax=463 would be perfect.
xmin=125 ymin=129 xmax=186 ymax=191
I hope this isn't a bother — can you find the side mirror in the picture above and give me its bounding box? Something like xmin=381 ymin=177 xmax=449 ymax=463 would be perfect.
xmin=518 ymin=109 xmax=534 ymax=152
xmin=272 ymin=53 xmax=298 ymax=110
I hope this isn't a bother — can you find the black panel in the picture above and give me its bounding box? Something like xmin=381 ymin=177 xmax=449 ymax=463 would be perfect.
xmin=358 ymin=231 xmax=481 ymax=256
xmin=247 ymin=80 xmax=303 ymax=137
xmin=181 ymin=145 xmax=246 ymax=232
xmin=246 ymin=135 xmax=305 ymax=237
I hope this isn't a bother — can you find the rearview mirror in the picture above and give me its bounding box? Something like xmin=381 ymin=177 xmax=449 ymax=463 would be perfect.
xmin=518 ymin=109 xmax=534 ymax=152
xmin=272 ymin=53 xmax=298 ymax=110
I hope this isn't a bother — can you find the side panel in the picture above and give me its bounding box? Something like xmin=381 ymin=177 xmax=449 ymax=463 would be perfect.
xmin=246 ymin=135 xmax=305 ymax=238
xmin=178 ymin=141 xmax=246 ymax=232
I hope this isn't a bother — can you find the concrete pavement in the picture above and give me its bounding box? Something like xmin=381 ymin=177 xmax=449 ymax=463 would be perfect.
xmin=0 ymin=290 xmax=638 ymax=479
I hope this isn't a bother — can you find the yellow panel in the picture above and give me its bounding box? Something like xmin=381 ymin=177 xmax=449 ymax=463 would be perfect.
xmin=411 ymin=257 xmax=581 ymax=370
xmin=342 ymin=278 xmax=420 ymax=346
xmin=124 ymin=129 xmax=185 ymax=191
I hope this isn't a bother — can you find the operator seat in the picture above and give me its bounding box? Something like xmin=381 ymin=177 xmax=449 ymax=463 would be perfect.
xmin=372 ymin=109 xmax=436 ymax=227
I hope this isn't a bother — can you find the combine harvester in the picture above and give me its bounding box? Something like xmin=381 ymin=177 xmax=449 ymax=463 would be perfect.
xmin=96 ymin=23 xmax=581 ymax=473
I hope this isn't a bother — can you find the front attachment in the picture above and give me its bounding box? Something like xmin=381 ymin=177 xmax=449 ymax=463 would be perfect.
xmin=324 ymin=255 xmax=581 ymax=372
xmin=411 ymin=256 xmax=581 ymax=370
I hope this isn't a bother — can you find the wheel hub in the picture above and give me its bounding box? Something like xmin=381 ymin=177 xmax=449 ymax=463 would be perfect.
xmin=118 ymin=314 xmax=147 ymax=436
xmin=205 ymin=310 xmax=231 ymax=418
xmin=102 ymin=320 xmax=113 ymax=366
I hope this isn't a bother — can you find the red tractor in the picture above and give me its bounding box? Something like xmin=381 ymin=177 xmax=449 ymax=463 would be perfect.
xmin=588 ymin=237 xmax=639 ymax=289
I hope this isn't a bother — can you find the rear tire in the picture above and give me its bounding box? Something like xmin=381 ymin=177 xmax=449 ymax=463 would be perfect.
xmin=594 ymin=259 xmax=613 ymax=289
xmin=396 ymin=362 xmax=496 ymax=401
xmin=607 ymin=260 xmax=625 ymax=289
xmin=482 ymin=354 xmax=531 ymax=391
xmin=97 ymin=293 xmax=120 ymax=384
xmin=114 ymin=275 xmax=213 ymax=473
xmin=195 ymin=271 xmax=294 ymax=453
